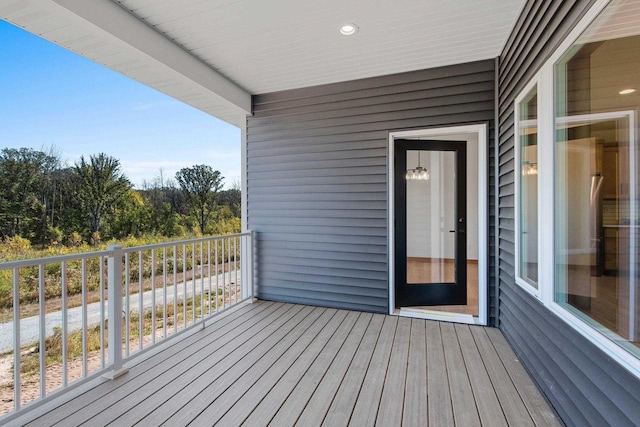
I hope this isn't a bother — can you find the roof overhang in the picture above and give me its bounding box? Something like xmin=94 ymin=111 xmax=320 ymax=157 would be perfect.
xmin=1 ymin=0 xmax=251 ymax=127
xmin=1 ymin=0 xmax=526 ymax=127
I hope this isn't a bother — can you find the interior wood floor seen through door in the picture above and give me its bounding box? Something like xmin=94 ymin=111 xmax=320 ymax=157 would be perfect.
xmin=406 ymin=258 xmax=478 ymax=316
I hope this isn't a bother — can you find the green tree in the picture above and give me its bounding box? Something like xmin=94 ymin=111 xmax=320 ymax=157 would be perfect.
xmin=0 ymin=147 xmax=59 ymax=243
xmin=73 ymin=153 xmax=131 ymax=238
xmin=218 ymin=185 xmax=241 ymax=218
xmin=112 ymin=189 xmax=153 ymax=238
xmin=175 ymin=165 xmax=223 ymax=234
xmin=140 ymin=171 xmax=186 ymax=236
xmin=50 ymin=167 xmax=83 ymax=238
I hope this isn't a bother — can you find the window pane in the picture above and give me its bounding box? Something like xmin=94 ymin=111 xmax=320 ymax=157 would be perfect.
xmin=518 ymin=87 xmax=538 ymax=287
xmin=554 ymin=0 xmax=639 ymax=358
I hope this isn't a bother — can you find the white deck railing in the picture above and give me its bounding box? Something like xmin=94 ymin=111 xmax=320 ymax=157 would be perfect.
xmin=0 ymin=231 xmax=254 ymax=417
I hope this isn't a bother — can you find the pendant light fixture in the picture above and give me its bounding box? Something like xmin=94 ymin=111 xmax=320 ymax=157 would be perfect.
xmin=406 ymin=151 xmax=430 ymax=181
xmin=522 ymin=160 xmax=538 ymax=176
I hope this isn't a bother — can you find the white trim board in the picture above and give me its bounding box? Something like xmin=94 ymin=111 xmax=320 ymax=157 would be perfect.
xmin=398 ymin=308 xmax=478 ymax=325
xmin=388 ymin=124 xmax=488 ymax=326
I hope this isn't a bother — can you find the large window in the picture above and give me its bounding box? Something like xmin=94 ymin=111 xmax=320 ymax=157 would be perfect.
xmin=516 ymin=84 xmax=539 ymax=291
xmin=515 ymin=0 xmax=640 ymax=372
xmin=554 ymin=0 xmax=639 ymax=358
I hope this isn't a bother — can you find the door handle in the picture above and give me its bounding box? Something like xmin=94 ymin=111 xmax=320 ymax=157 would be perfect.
xmin=449 ymin=230 xmax=455 ymax=233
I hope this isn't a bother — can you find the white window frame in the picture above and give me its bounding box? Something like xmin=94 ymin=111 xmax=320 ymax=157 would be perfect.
xmin=518 ymin=0 xmax=640 ymax=378
xmin=514 ymin=77 xmax=541 ymax=299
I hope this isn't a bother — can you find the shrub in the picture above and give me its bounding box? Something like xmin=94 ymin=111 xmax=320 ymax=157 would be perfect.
xmin=0 ymin=236 xmax=32 ymax=259
xmin=65 ymin=232 xmax=83 ymax=247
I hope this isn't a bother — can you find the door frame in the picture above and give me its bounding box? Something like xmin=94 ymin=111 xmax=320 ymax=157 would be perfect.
xmin=388 ymin=124 xmax=488 ymax=325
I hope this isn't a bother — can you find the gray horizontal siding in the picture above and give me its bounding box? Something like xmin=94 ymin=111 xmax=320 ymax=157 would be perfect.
xmin=248 ymin=60 xmax=495 ymax=313
xmin=497 ymin=0 xmax=640 ymax=425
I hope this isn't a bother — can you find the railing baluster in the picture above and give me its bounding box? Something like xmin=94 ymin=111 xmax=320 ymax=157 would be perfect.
xmin=13 ymin=267 xmax=21 ymax=412
xmin=191 ymin=243 xmax=196 ymax=325
xmin=207 ymin=240 xmax=212 ymax=316
xmin=163 ymin=247 xmax=167 ymax=339
xmin=38 ymin=264 xmax=46 ymax=398
xmin=82 ymin=259 xmax=88 ymax=377
xmin=222 ymin=238 xmax=226 ymax=310
xmin=173 ymin=245 xmax=177 ymax=334
xmin=138 ymin=251 xmax=143 ymax=351
xmin=234 ymin=236 xmax=238 ymax=302
xmin=124 ymin=253 xmax=130 ymax=358
xmin=215 ymin=240 xmax=219 ymax=312
xmin=200 ymin=241 xmax=204 ymax=327
xmin=151 ymin=248 xmax=156 ymax=345
xmin=182 ymin=244 xmax=187 ymax=329
xmin=100 ymin=257 xmax=105 ymax=368
xmin=61 ymin=261 xmax=68 ymax=388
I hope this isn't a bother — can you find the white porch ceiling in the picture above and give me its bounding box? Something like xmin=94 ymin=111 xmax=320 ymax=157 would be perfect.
xmin=1 ymin=0 xmax=525 ymax=126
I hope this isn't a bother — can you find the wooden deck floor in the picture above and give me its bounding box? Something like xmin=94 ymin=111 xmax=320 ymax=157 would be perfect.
xmin=8 ymin=301 xmax=560 ymax=426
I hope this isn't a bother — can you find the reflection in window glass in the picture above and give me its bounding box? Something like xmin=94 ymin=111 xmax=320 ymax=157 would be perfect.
xmin=554 ymin=0 xmax=639 ymax=357
xmin=518 ymin=86 xmax=538 ymax=288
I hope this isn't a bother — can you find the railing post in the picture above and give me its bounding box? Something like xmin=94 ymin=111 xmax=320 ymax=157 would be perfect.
xmin=248 ymin=230 xmax=255 ymax=300
xmin=240 ymin=230 xmax=254 ymax=301
xmin=104 ymin=245 xmax=128 ymax=379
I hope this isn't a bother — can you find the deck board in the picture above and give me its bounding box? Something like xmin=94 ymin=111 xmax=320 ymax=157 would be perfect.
xmin=143 ymin=305 xmax=317 ymax=426
xmin=375 ymin=316 xmax=411 ymax=427
xmin=295 ymin=312 xmax=373 ymax=427
xmin=195 ymin=307 xmax=336 ymax=425
xmin=441 ymin=322 xmax=481 ymax=427
xmin=349 ymin=315 xmax=398 ymax=427
xmin=23 ymin=301 xmax=278 ymax=427
xmin=268 ymin=311 xmax=360 ymax=426
xmin=426 ymin=320 xmax=455 ymax=427
xmin=470 ymin=326 xmax=535 ymax=427
xmin=402 ymin=319 xmax=427 ymax=427
xmin=322 ymin=314 xmax=384 ymax=426
xmin=455 ymin=323 xmax=508 ymax=427
xmin=485 ymin=328 xmax=561 ymax=427
xmin=94 ymin=303 xmax=304 ymax=426
xmin=241 ymin=309 xmax=349 ymax=426
xmin=219 ymin=308 xmax=340 ymax=426
xmin=7 ymin=301 xmax=560 ymax=427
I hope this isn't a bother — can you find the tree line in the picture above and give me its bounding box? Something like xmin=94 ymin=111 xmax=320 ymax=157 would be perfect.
xmin=0 ymin=147 xmax=240 ymax=248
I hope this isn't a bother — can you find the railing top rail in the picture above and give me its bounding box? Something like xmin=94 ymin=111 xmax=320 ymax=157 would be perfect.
xmin=0 ymin=250 xmax=112 ymax=270
xmin=122 ymin=231 xmax=251 ymax=253
xmin=0 ymin=231 xmax=253 ymax=269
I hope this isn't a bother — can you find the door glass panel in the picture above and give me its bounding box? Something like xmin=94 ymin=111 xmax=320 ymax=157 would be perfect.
xmin=406 ymin=150 xmax=456 ymax=284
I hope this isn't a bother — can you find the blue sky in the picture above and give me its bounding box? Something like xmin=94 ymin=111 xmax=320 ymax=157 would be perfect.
xmin=0 ymin=19 xmax=240 ymax=189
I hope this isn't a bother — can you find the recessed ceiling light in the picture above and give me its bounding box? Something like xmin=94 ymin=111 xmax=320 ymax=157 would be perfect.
xmin=339 ymin=23 xmax=358 ymax=36
xmin=619 ymin=88 xmax=636 ymax=95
